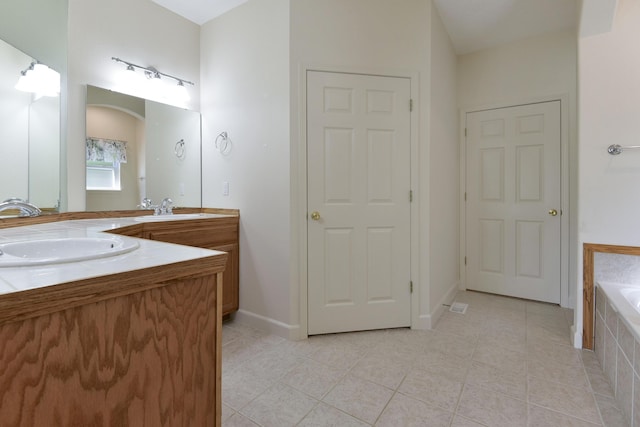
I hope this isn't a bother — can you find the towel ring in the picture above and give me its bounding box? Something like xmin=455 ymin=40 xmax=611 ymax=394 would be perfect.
xmin=214 ymin=131 xmax=231 ymax=154
xmin=174 ymin=139 xmax=185 ymax=159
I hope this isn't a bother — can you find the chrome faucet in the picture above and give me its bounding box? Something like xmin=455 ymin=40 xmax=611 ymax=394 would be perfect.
xmin=137 ymin=197 xmax=173 ymax=215
xmin=0 ymin=198 xmax=41 ymax=217
xmin=138 ymin=197 xmax=153 ymax=209
xmin=160 ymin=197 xmax=173 ymax=215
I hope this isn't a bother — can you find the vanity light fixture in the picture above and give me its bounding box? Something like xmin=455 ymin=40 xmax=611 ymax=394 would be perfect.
xmin=111 ymin=57 xmax=194 ymax=97
xmin=15 ymin=61 xmax=60 ymax=97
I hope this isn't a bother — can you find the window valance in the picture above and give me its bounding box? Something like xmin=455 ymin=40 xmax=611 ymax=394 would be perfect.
xmin=86 ymin=137 xmax=127 ymax=164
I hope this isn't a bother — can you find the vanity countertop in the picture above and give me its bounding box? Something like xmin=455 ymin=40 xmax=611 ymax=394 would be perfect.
xmin=0 ymin=215 xmax=231 ymax=296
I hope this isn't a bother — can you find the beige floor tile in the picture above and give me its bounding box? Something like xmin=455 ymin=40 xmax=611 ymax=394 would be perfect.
xmin=525 ymin=300 xmax=561 ymax=315
xmin=280 ymin=358 xmax=346 ymax=399
xmin=222 ymin=335 xmax=278 ymax=373
xmin=223 ymin=413 xmax=260 ymax=427
xmin=426 ymin=330 xmax=477 ymax=359
xmin=222 ymin=403 xmax=235 ymax=423
xmin=222 ymin=367 xmax=275 ymax=411
xmin=473 ymin=341 xmax=527 ymax=375
xmin=435 ymin=312 xmax=483 ymax=339
xmin=450 ymin=415 xmax=487 ymax=427
xmin=456 ymin=383 xmax=527 ymax=427
xmin=585 ymin=367 xmax=615 ymax=397
xmin=528 ymin=404 xmax=601 ymax=426
xmin=239 ymin=383 xmax=317 ymax=427
xmin=240 ymin=347 xmax=304 ymax=382
xmin=528 ymin=358 xmax=590 ymax=390
xmin=308 ymin=342 xmax=367 ymax=371
xmin=398 ymin=368 xmax=463 ymax=411
xmin=222 ymin=324 xmax=244 ymax=345
xmin=527 ymin=340 xmax=583 ymax=367
xmin=350 ymin=352 xmax=410 ymax=390
xmin=581 ymin=349 xmax=601 ymax=372
xmin=479 ymin=326 xmax=527 ymax=354
xmin=330 ymin=329 xmax=390 ymax=351
xmin=375 ymin=392 xmax=453 ymax=427
xmin=527 ymin=322 xmax=572 ymax=346
xmin=594 ymin=393 xmax=628 ymax=427
xmin=413 ymin=349 xmax=471 ymax=382
xmin=528 ymin=377 xmax=601 ymax=424
xmin=322 ymin=375 xmax=393 ymax=424
xmin=370 ymin=339 xmax=423 ymax=366
xmin=298 ymin=402 xmax=369 ymax=427
xmin=220 ymin=291 xmax=628 ymax=427
xmin=465 ymin=360 xmax=527 ymax=399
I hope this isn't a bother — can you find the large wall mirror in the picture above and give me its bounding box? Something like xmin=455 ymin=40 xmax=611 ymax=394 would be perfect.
xmin=0 ymin=38 xmax=60 ymax=211
xmin=86 ymin=85 xmax=201 ymax=211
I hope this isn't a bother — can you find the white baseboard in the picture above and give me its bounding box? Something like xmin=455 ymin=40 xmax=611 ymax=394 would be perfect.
xmin=413 ymin=281 xmax=460 ymax=330
xmin=233 ymin=309 xmax=301 ymax=340
xmin=571 ymin=324 xmax=583 ymax=349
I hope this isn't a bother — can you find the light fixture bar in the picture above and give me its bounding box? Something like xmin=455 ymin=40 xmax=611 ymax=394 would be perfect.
xmin=111 ymin=57 xmax=195 ymax=86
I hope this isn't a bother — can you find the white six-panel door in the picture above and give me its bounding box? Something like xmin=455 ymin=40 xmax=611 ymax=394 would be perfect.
xmin=307 ymin=71 xmax=411 ymax=335
xmin=466 ymin=101 xmax=561 ymax=303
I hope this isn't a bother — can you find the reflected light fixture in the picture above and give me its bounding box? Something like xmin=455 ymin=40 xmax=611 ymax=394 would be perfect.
xmin=112 ymin=57 xmax=194 ymax=101
xmin=15 ymin=61 xmax=61 ymax=97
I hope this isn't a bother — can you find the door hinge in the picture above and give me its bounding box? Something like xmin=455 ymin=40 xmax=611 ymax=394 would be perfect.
xmin=410 ymin=281 xmax=413 ymax=293
xmin=465 ymin=128 xmax=467 ymax=137
xmin=409 ymin=190 xmax=413 ymax=202
xmin=409 ymin=99 xmax=413 ymax=112
xmin=464 ymin=256 xmax=467 ymax=266
xmin=464 ymin=192 xmax=467 ymax=202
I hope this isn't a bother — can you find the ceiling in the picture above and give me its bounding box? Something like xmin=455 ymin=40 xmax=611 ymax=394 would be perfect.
xmin=433 ymin=0 xmax=579 ymax=54
xmin=151 ymin=0 xmax=248 ymax=25
xmin=152 ymin=0 xmax=578 ymax=55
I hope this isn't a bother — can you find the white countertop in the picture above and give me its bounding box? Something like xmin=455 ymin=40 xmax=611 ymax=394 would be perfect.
xmin=0 ymin=215 xmax=230 ymax=295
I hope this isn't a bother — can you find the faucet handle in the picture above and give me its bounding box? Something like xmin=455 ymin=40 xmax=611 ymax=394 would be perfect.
xmin=161 ymin=197 xmax=174 ymax=215
xmin=138 ymin=197 xmax=152 ymax=209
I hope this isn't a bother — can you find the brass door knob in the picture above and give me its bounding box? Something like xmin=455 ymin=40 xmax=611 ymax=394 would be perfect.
xmin=310 ymin=211 xmax=321 ymax=221
xmin=548 ymin=209 xmax=558 ymax=216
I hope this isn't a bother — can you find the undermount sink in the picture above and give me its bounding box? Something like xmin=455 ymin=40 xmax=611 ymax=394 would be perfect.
xmin=134 ymin=213 xmax=221 ymax=222
xmin=0 ymin=236 xmax=139 ymax=267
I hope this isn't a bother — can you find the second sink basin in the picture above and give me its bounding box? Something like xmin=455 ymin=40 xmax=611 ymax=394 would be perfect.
xmin=0 ymin=236 xmax=140 ymax=267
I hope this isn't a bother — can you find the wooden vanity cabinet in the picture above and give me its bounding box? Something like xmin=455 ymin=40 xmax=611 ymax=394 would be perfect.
xmin=141 ymin=217 xmax=239 ymax=316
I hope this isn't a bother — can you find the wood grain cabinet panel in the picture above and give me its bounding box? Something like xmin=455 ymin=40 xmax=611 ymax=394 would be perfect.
xmin=141 ymin=218 xmax=240 ymax=316
xmin=0 ymin=273 xmax=223 ymax=427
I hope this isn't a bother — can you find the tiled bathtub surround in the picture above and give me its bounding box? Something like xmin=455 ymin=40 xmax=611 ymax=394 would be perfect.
xmin=595 ymin=284 xmax=640 ymax=426
xmin=222 ymin=291 xmax=626 ymax=426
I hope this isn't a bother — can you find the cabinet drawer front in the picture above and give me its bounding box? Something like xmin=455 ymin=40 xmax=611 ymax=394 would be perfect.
xmin=146 ymin=225 xmax=238 ymax=248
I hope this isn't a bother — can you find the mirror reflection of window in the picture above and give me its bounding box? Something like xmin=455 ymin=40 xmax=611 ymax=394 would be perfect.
xmin=85 ymin=85 xmax=202 ymax=212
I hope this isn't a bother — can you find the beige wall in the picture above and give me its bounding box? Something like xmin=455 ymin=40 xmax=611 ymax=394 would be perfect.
xmin=200 ymin=0 xmax=292 ymax=334
xmin=429 ymin=8 xmax=459 ymax=316
xmin=578 ymin=0 xmax=640 ymax=346
xmin=199 ymin=0 xmax=460 ymax=337
xmin=67 ymin=0 xmax=200 ymax=211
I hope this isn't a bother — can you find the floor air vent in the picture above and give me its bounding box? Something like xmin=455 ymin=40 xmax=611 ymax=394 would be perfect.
xmin=449 ymin=302 xmax=468 ymax=314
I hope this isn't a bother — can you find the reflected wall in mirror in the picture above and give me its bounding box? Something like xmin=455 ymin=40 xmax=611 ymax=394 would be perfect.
xmin=86 ymin=85 xmax=201 ymax=211
xmin=0 ymin=38 xmax=60 ymax=211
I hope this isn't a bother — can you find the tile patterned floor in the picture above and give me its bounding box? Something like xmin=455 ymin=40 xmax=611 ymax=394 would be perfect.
xmin=222 ymin=291 xmax=628 ymax=426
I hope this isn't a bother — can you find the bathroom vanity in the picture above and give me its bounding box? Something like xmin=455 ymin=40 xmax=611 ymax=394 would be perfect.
xmin=109 ymin=213 xmax=239 ymax=316
xmin=0 ymin=210 xmax=239 ymax=426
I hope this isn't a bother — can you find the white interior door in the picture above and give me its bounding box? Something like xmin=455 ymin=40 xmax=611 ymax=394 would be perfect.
xmin=307 ymin=71 xmax=411 ymax=335
xmin=466 ymin=101 xmax=561 ymax=303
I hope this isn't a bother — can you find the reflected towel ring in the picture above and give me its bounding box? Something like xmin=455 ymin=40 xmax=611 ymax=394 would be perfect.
xmin=174 ymin=139 xmax=185 ymax=159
